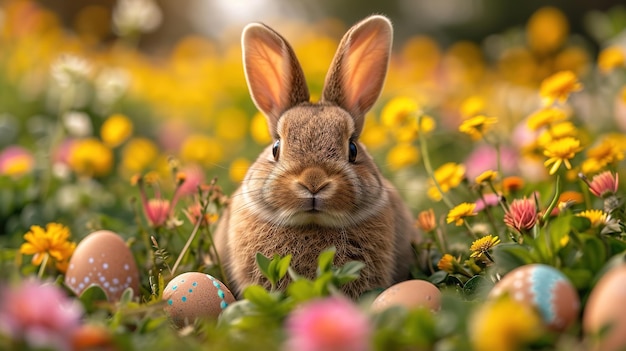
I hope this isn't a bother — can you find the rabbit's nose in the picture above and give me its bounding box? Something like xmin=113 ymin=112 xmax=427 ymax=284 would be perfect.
xmin=298 ymin=167 xmax=330 ymax=194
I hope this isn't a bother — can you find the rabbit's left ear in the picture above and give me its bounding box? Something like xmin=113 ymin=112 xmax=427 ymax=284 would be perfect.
xmin=242 ymin=23 xmax=310 ymax=138
xmin=322 ymin=15 xmax=393 ymax=135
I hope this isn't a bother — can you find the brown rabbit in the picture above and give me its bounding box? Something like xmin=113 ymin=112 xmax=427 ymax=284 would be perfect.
xmin=214 ymin=15 xmax=418 ymax=299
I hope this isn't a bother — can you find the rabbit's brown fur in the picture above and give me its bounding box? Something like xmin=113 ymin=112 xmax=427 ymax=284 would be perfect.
xmin=214 ymin=15 xmax=419 ymax=299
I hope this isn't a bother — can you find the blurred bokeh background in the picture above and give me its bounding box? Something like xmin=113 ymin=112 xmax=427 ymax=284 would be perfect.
xmin=1 ymin=0 xmax=626 ymax=239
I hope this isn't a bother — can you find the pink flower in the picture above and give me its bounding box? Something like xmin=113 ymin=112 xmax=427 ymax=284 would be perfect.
xmin=504 ymin=197 xmax=538 ymax=232
xmin=474 ymin=193 xmax=501 ymax=212
xmin=587 ymin=171 xmax=619 ymax=198
xmin=464 ymin=145 xmax=518 ymax=181
xmin=284 ymin=297 xmax=372 ymax=351
xmin=177 ymin=164 xmax=205 ymax=197
xmin=0 ymin=279 xmax=83 ymax=351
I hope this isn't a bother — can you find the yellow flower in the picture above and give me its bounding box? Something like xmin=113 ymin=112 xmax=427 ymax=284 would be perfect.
xmin=470 ymin=296 xmax=543 ymax=351
xmin=180 ymin=134 xmax=224 ymax=167
xmin=537 ymin=121 xmax=578 ymax=146
xmin=428 ymin=163 xmax=466 ymax=201
xmin=361 ymin=116 xmax=388 ymax=149
xmin=447 ymin=202 xmax=477 ymax=226
xmin=386 ymin=143 xmax=420 ymax=171
xmin=68 ymin=138 xmax=113 ymax=177
xmin=460 ymin=96 xmax=486 ymax=118
xmin=100 ymin=113 xmax=133 ymax=147
xmin=585 ymin=138 xmax=625 ymax=169
xmin=526 ymin=107 xmax=568 ymax=131
xmin=459 ymin=115 xmax=498 ymax=140
xmin=526 ymin=6 xmax=569 ymax=54
xmin=475 ymin=170 xmax=498 ymax=184
xmin=121 ymin=137 xmax=159 ymax=174
xmin=598 ymin=46 xmax=625 ymax=74
xmin=543 ymin=136 xmax=583 ymax=175
xmin=250 ymin=112 xmax=272 ymax=145
xmin=229 ymin=157 xmax=250 ymax=183
xmin=470 ymin=234 xmax=500 ymax=259
xmin=381 ymin=96 xmax=420 ymax=128
xmin=437 ymin=254 xmax=457 ymax=274
xmin=576 ymin=209 xmax=608 ymax=228
xmin=20 ymin=223 xmax=76 ymax=272
xmin=539 ymin=70 xmax=582 ymax=105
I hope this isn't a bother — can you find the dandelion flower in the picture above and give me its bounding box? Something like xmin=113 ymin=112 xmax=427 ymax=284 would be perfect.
xmin=539 ymin=70 xmax=582 ymax=105
xmin=437 ymin=254 xmax=457 ymax=274
xmin=576 ymin=209 xmax=608 ymax=228
xmin=504 ymin=197 xmax=538 ymax=232
xmin=469 ymin=234 xmax=500 ymax=259
xmin=250 ymin=112 xmax=272 ymax=145
xmin=475 ymin=170 xmax=498 ymax=184
xmin=543 ymin=136 xmax=583 ymax=175
xmin=459 ymin=115 xmax=498 ymax=140
xmin=470 ymin=295 xmax=543 ymax=351
xmin=101 ymin=113 xmax=133 ymax=147
xmin=526 ymin=6 xmax=569 ymax=54
xmin=381 ymin=96 xmax=420 ymax=128
xmin=427 ymin=162 xmax=466 ymax=201
xmin=386 ymin=143 xmax=420 ymax=171
xmin=447 ymin=202 xmax=477 ymax=226
xmin=68 ymin=138 xmax=113 ymax=177
xmin=598 ymin=46 xmax=625 ymax=74
xmin=20 ymin=223 xmax=76 ymax=272
xmin=583 ymin=138 xmax=625 ymax=172
xmin=536 ymin=121 xmax=578 ymax=146
xmin=229 ymin=157 xmax=250 ymax=183
xmin=526 ymin=107 xmax=568 ymax=131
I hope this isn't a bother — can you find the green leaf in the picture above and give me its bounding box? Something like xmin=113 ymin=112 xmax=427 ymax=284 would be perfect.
xmin=571 ymin=215 xmax=591 ymax=232
xmin=78 ymin=284 xmax=108 ymax=313
xmin=492 ymin=243 xmax=534 ymax=272
xmin=463 ymin=275 xmax=491 ymax=299
xmin=286 ymin=279 xmax=318 ymax=302
xmin=120 ymin=287 xmax=134 ymax=305
xmin=277 ymin=254 xmax=292 ymax=280
xmin=317 ymin=246 xmax=336 ymax=274
xmin=242 ymin=285 xmax=276 ymax=308
xmin=255 ymin=252 xmax=272 ymax=281
xmin=576 ymin=234 xmax=607 ymax=273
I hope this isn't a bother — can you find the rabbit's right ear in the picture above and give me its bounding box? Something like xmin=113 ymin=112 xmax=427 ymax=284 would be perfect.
xmin=242 ymin=23 xmax=310 ymax=137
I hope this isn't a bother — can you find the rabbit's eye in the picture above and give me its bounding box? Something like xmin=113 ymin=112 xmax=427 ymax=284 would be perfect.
xmin=272 ymin=139 xmax=281 ymax=160
xmin=348 ymin=140 xmax=357 ymax=163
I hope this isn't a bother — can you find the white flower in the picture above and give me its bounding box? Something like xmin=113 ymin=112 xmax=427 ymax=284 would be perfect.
xmin=50 ymin=54 xmax=93 ymax=89
xmin=95 ymin=67 xmax=131 ymax=108
xmin=62 ymin=111 xmax=93 ymax=137
xmin=112 ymin=0 xmax=163 ymax=36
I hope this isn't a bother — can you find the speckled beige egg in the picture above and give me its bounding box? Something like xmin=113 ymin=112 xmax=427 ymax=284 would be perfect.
xmin=163 ymin=272 xmax=236 ymax=328
xmin=489 ymin=264 xmax=580 ymax=331
xmin=371 ymin=280 xmax=441 ymax=312
xmin=584 ymin=265 xmax=626 ymax=351
xmin=64 ymin=230 xmax=140 ymax=301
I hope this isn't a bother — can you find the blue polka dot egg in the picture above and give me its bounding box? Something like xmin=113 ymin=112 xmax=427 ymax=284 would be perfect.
xmin=489 ymin=264 xmax=580 ymax=331
xmin=163 ymin=272 xmax=235 ymax=328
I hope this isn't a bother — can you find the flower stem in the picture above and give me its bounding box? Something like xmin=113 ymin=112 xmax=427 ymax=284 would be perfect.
xmin=418 ymin=115 xmax=455 ymax=209
xmin=541 ymin=175 xmax=562 ymax=224
xmin=38 ymin=253 xmax=49 ymax=279
xmin=171 ymin=218 xmax=202 ymax=276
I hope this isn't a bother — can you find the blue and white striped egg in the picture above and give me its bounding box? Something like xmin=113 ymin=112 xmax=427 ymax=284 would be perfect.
xmin=489 ymin=264 xmax=580 ymax=331
xmin=163 ymin=272 xmax=235 ymax=328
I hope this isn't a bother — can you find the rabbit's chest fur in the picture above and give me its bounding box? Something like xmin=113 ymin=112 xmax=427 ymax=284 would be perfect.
xmin=216 ymin=188 xmax=404 ymax=298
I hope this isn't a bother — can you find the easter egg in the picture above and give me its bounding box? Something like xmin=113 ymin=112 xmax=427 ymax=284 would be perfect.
xmin=371 ymin=279 xmax=441 ymax=312
xmin=489 ymin=264 xmax=580 ymax=331
xmin=163 ymin=272 xmax=236 ymax=328
xmin=583 ymin=265 xmax=626 ymax=351
xmin=65 ymin=230 xmax=140 ymax=301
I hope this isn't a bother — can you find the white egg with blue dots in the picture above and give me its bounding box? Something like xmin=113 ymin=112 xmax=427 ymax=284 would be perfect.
xmin=163 ymin=272 xmax=236 ymax=328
